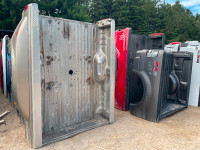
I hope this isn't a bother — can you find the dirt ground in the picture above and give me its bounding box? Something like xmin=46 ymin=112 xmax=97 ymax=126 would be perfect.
xmin=0 ymin=93 xmax=200 ymax=150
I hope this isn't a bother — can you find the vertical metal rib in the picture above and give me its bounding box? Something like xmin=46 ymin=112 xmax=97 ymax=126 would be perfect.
xmin=40 ymin=16 xmax=112 ymax=134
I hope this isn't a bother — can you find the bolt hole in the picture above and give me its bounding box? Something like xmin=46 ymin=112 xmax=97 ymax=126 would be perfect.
xmin=69 ymin=70 xmax=73 ymax=75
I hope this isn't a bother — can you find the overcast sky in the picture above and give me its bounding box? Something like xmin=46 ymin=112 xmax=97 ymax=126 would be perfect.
xmin=165 ymin=0 xmax=200 ymax=14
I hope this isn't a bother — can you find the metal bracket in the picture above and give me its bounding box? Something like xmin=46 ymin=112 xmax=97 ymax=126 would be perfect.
xmin=97 ymin=19 xmax=112 ymax=28
xmin=147 ymin=50 xmax=158 ymax=57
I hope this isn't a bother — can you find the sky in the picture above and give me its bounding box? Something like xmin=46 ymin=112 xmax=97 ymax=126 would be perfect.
xmin=165 ymin=0 xmax=200 ymax=14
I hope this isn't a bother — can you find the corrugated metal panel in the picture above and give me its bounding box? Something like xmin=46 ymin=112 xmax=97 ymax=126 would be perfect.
xmin=11 ymin=3 xmax=115 ymax=148
xmin=40 ymin=16 xmax=106 ymax=133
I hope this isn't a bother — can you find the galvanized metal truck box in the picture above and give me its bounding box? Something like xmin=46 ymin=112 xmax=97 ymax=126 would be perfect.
xmin=10 ymin=3 xmax=116 ymax=148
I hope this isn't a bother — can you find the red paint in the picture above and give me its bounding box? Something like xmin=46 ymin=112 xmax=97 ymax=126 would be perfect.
xmin=154 ymin=61 xmax=158 ymax=72
xmin=24 ymin=5 xmax=29 ymax=12
xmin=115 ymin=28 xmax=130 ymax=111
xmin=16 ymin=24 xmax=21 ymax=36
xmin=170 ymin=42 xmax=181 ymax=46
xmin=149 ymin=33 xmax=164 ymax=37
xmin=156 ymin=61 xmax=158 ymax=67
xmin=0 ymin=41 xmax=2 ymax=89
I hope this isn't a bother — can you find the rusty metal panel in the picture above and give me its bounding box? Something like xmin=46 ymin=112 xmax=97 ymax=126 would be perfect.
xmin=11 ymin=3 xmax=115 ymax=148
xmin=40 ymin=16 xmax=100 ymax=133
xmin=40 ymin=16 xmax=115 ymax=145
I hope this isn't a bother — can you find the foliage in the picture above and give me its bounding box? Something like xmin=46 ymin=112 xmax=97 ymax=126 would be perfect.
xmin=0 ymin=0 xmax=91 ymax=30
xmin=0 ymin=0 xmax=200 ymax=43
xmin=89 ymin=0 xmax=200 ymax=43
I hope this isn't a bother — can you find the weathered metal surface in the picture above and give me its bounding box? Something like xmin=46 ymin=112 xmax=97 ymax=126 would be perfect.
xmin=11 ymin=4 xmax=42 ymax=148
xmin=40 ymin=16 xmax=115 ymax=145
xmin=42 ymin=115 xmax=108 ymax=145
xmin=40 ymin=15 xmax=115 ymax=133
xmin=10 ymin=16 xmax=30 ymax=120
xmin=40 ymin=16 xmax=101 ymax=133
xmin=29 ymin=4 xmax=43 ymax=147
xmin=2 ymin=35 xmax=9 ymax=97
xmin=11 ymin=3 xmax=115 ymax=148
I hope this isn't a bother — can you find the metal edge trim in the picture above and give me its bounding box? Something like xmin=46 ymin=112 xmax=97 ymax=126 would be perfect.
xmin=109 ymin=20 xmax=116 ymax=123
xmin=28 ymin=3 xmax=42 ymax=148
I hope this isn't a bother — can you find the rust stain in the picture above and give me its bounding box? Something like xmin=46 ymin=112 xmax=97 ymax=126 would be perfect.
xmin=86 ymin=77 xmax=95 ymax=85
xmin=49 ymin=43 xmax=53 ymax=52
xmin=46 ymin=81 xmax=54 ymax=90
xmin=62 ymin=22 xmax=70 ymax=40
xmin=40 ymin=31 xmax=46 ymax=122
xmin=85 ymin=56 xmax=91 ymax=61
xmin=40 ymin=32 xmax=45 ymax=63
xmin=42 ymin=78 xmax=46 ymax=121
xmin=48 ymin=19 xmax=52 ymax=24
xmin=46 ymin=56 xmax=54 ymax=66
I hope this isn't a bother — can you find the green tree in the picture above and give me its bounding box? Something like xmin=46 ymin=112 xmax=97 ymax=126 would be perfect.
xmin=0 ymin=0 xmax=91 ymax=30
xmin=1 ymin=0 xmax=200 ymax=43
xmin=89 ymin=0 xmax=114 ymax=22
xmin=112 ymin=0 xmax=130 ymax=29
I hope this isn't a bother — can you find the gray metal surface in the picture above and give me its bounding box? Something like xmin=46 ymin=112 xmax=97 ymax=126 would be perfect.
xmin=40 ymin=16 xmax=100 ymax=133
xmin=2 ymin=35 xmax=8 ymax=97
xmin=108 ymin=19 xmax=115 ymax=123
xmin=10 ymin=26 xmax=18 ymax=110
xmin=11 ymin=3 xmax=42 ymax=148
xmin=11 ymin=3 xmax=115 ymax=148
xmin=40 ymin=16 xmax=115 ymax=138
xmin=13 ymin=17 xmax=30 ymax=120
xmin=29 ymin=4 xmax=42 ymax=148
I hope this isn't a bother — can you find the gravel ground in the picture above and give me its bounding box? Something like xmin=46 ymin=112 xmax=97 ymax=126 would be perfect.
xmin=0 ymin=93 xmax=200 ymax=150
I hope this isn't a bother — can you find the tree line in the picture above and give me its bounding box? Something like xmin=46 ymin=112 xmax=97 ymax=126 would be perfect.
xmin=0 ymin=0 xmax=200 ymax=43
